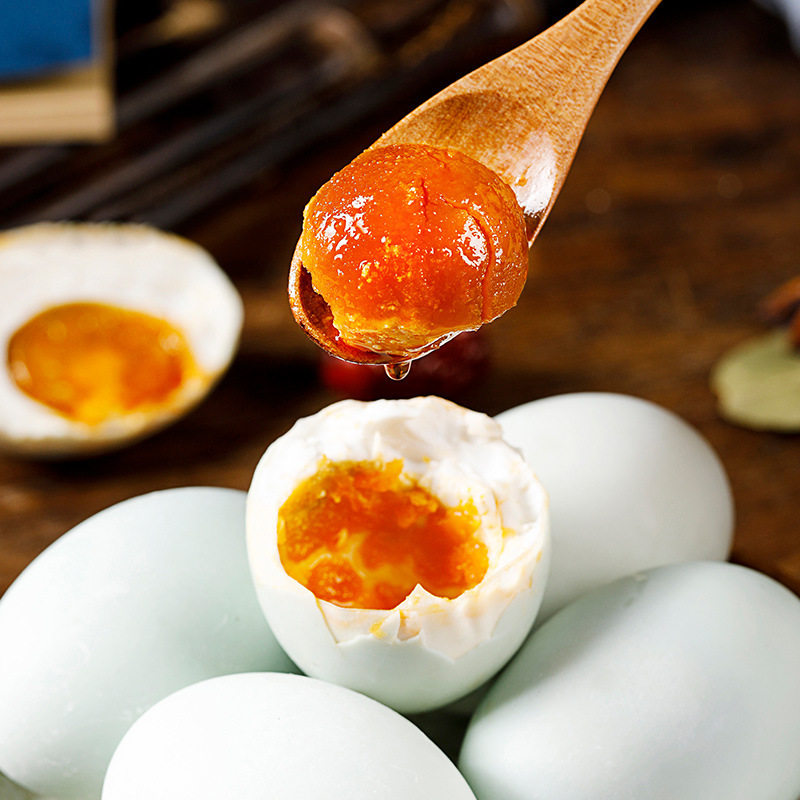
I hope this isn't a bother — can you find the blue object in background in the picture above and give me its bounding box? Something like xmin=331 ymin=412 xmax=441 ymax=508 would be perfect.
xmin=0 ymin=0 xmax=97 ymax=81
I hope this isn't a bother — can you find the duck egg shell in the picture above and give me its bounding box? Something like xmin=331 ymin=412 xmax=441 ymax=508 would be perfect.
xmin=0 ymin=486 xmax=294 ymax=800
xmin=496 ymin=392 xmax=733 ymax=621
xmin=459 ymin=561 xmax=800 ymax=800
xmin=102 ymin=672 xmax=478 ymax=800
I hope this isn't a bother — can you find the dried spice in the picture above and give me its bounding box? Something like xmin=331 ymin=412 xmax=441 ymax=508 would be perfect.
xmin=711 ymin=277 xmax=800 ymax=431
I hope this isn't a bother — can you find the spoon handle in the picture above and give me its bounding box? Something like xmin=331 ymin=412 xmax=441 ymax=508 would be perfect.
xmin=378 ymin=0 xmax=662 ymax=232
xmin=497 ymin=0 xmax=664 ymax=156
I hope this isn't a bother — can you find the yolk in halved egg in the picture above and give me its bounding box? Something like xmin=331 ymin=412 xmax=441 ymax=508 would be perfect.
xmin=7 ymin=301 xmax=202 ymax=426
xmin=277 ymin=459 xmax=489 ymax=610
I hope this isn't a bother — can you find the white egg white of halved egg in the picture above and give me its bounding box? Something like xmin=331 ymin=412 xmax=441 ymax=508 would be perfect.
xmin=459 ymin=561 xmax=800 ymax=800
xmin=495 ymin=392 xmax=734 ymax=622
xmin=102 ymin=672 xmax=478 ymax=800
xmin=0 ymin=222 xmax=243 ymax=457
xmin=246 ymin=396 xmax=550 ymax=714
xmin=0 ymin=487 xmax=295 ymax=800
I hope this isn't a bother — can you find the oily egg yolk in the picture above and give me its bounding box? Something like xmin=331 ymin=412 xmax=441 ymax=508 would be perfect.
xmin=7 ymin=302 xmax=201 ymax=426
xmin=300 ymin=143 xmax=528 ymax=356
xmin=277 ymin=459 xmax=489 ymax=610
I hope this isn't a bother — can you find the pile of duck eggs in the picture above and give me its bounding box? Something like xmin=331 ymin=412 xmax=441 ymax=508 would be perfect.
xmin=1 ymin=224 xmax=799 ymax=800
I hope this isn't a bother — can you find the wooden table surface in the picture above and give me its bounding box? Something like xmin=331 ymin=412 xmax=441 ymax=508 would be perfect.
xmin=1 ymin=0 xmax=799 ymax=602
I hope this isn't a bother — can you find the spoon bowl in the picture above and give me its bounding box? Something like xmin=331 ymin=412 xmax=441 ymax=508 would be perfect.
xmin=288 ymin=241 xmax=456 ymax=370
xmin=289 ymin=0 xmax=663 ymax=369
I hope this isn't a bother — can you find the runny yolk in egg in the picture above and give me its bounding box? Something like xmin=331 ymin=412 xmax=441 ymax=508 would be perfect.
xmin=277 ymin=459 xmax=489 ymax=610
xmin=7 ymin=302 xmax=201 ymax=425
xmin=300 ymin=143 xmax=528 ymax=356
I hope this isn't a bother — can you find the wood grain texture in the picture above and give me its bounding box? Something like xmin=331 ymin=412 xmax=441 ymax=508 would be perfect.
xmin=380 ymin=0 xmax=663 ymax=232
xmin=1 ymin=0 xmax=799 ymax=612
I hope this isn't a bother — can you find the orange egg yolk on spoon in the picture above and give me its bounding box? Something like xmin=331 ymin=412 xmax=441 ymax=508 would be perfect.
xmin=300 ymin=143 xmax=528 ymax=360
xmin=277 ymin=459 xmax=489 ymax=610
xmin=7 ymin=301 xmax=202 ymax=425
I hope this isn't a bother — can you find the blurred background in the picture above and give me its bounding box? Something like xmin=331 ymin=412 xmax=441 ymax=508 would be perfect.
xmin=1 ymin=0 xmax=799 ymax=599
xmin=3 ymin=0 xmax=794 ymax=231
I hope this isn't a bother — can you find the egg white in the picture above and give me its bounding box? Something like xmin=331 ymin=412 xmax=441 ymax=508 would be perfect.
xmin=246 ymin=396 xmax=550 ymax=713
xmin=0 ymin=222 xmax=243 ymax=457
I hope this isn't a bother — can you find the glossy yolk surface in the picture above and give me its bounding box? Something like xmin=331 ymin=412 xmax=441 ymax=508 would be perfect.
xmin=277 ymin=459 xmax=489 ymax=610
xmin=7 ymin=302 xmax=200 ymax=425
xmin=300 ymin=144 xmax=528 ymax=355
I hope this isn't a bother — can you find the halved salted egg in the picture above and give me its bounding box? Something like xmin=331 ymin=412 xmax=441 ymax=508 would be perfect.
xmin=0 ymin=222 xmax=243 ymax=457
xmin=246 ymin=396 xmax=550 ymax=713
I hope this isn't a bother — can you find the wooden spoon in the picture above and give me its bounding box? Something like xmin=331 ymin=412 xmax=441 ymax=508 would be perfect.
xmin=289 ymin=0 xmax=663 ymax=378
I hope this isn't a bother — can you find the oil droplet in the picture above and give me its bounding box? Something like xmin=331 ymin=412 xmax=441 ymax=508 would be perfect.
xmin=385 ymin=361 xmax=411 ymax=381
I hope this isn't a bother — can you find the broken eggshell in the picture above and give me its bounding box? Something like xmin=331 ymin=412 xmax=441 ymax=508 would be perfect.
xmin=246 ymin=396 xmax=550 ymax=714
